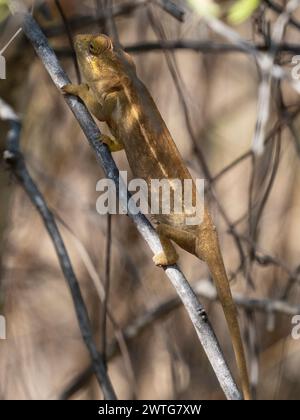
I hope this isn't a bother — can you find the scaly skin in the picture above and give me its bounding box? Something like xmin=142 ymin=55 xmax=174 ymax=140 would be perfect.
xmin=63 ymin=34 xmax=251 ymax=400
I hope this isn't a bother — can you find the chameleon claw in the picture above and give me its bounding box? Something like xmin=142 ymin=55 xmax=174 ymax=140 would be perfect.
xmin=61 ymin=84 xmax=72 ymax=95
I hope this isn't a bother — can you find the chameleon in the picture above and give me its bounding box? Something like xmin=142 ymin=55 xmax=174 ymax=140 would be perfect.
xmin=62 ymin=34 xmax=251 ymax=400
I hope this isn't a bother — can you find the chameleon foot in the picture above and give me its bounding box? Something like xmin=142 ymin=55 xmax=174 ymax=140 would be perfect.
xmin=153 ymin=251 xmax=178 ymax=266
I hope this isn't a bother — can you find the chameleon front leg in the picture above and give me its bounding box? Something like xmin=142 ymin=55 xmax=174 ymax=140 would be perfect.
xmin=62 ymin=83 xmax=106 ymax=121
xmin=99 ymin=134 xmax=124 ymax=152
xmin=62 ymin=84 xmax=124 ymax=153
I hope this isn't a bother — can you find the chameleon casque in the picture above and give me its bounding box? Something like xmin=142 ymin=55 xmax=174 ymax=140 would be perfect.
xmin=63 ymin=34 xmax=251 ymax=400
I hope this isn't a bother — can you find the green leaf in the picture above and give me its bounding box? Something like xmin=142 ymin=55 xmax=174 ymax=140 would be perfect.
xmin=187 ymin=0 xmax=221 ymax=18
xmin=0 ymin=0 xmax=9 ymax=23
xmin=228 ymin=0 xmax=260 ymax=25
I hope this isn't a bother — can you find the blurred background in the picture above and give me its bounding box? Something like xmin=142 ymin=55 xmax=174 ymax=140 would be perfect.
xmin=0 ymin=0 xmax=300 ymax=400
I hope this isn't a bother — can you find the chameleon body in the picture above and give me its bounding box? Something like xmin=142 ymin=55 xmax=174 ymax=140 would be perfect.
xmin=63 ymin=34 xmax=251 ymax=400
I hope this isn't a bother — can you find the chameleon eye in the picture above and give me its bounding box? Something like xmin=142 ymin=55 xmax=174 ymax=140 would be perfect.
xmin=88 ymin=42 xmax=96 ymax=54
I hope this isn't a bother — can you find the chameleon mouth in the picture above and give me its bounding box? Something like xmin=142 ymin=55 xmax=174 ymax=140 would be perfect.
xmin=74 ymin=34 xmax=89 ymax=51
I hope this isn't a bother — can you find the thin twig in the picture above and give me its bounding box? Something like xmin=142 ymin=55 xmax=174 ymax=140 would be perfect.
xmin=252 ymin=0 xmax=300 ymax=155
xmin=54 ymin=40 xmax=300 ymax=58
xmin=197 ymin=13 xmax=300 ymax=95
xmin=154 ymin=0 xmax=185 ymax=22
xmin=54 ymin=0 xmax=81 ymax=83
xmin=264 ymin=0 xmax=300 ymax=31
xmin=101 ymin=214 xmax=112 ymax=363
xmin=44 ymin=0 xmax=148 ymax=38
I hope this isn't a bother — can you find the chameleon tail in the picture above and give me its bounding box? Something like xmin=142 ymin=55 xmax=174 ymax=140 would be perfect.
xmin=196 ymin=225 xmax=252 ymax=400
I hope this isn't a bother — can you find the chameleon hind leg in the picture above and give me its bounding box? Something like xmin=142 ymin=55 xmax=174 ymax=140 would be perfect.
xmin=153 ymin=223 xmax=196 ymax=266
xmin=153 ymin=234 xmax=179 ymax=266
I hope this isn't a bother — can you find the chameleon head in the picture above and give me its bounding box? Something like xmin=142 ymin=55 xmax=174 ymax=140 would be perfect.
xmin=73 ymin=34 xmax=116 ymax=81
xmin=74 ymin=34 xmax=113 ymax=55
